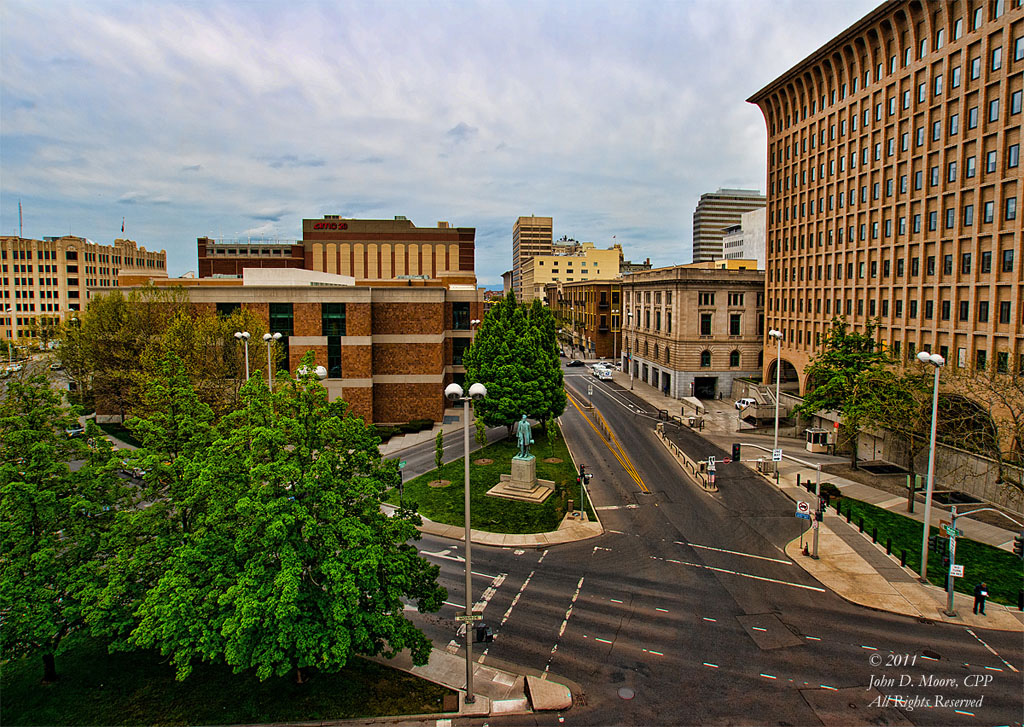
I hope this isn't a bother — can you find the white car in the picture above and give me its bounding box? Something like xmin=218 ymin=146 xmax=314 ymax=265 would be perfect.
xmin=595 ymin=368 xmax=613 ymax=381
xmin=735 ymin=397 xmax=757 ymax=410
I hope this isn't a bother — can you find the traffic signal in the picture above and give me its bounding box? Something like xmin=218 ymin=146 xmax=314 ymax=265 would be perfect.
xmin=732 ymin=443 xmax=741 ymax=461
xmin=928 ymin=534 xmax=949 ymax=553
xmin=1014 ymin=532 xmax=1024 ymax=559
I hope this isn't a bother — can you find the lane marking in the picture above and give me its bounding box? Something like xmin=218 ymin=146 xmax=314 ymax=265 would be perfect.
xmin=805 ymin=636 xmax=821 ymax=641
xmin=500 ymin=570 xmax=534 ymax=626
xmin=538 ymin=549 xmax=548 ymax=564
xmin=607 ymin=529 xmax=626 ymax=534
xmin=595 ymin=637 xmax=613 ymax=644
xmin=656 ymin=608 xmax=669 ymax=613
xmin=610 ymin=598 xmax=624 ymax=603
xmin=544 ymin=576 xmax=585 ymax=675
xmin=677 ymin=541 xmax=792 ymax=565
xmin=443 ymin=601 xmax=465 ymax=609
xmin=760 ymin=673 xmax=777 ymax=679
xmin=702 ymin=617 xmax=717 ymax=622
xmin=565 ymin=390 xmax=649 ymax=493
xmin=651 ymin=555 xmax=826 ymax=592
xmin=642 ymin=648 xmax=664 ymax=656
xmin=820 ymin=684 xmax=837 ymax=690
xmin=965 ymin=628 xmax=1019 ymax=673
xmin=703 ymin=662 xmax=719 ymax=668
xmin=752 ymin=627 xmax=767 ymax=632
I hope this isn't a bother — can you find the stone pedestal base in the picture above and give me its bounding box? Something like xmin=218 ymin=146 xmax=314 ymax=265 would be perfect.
xmin=487 ymin=455 xmax=554 ymax=503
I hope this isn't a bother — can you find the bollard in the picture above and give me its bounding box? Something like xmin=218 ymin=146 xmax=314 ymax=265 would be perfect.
xmin=846 ymin=507 xmax=851 ymax=523
xmin=900 ymin=550 xmax=906 ymax=567
xmin=858 ymin=518 xmax=864 ymax=533
xmin=1018 ymin=590 xmax=1023 ymax=612
xmin=872 ymin=527 xmax=877 ymax=544
xmin=886 ymin=537 xmax=891 ymax=555
xmin=797 ymin=474 xmax=801 ymax=488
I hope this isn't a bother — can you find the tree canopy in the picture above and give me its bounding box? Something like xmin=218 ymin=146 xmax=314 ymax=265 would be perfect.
xmin=794 ymin=318 xmax=891 ymax=468
xmin=463 ymin=293 xmax=565 ymax=431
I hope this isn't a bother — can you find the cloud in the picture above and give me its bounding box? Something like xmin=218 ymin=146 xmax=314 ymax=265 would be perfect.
xmin=0 ymin=0 xmax=879 ymax=282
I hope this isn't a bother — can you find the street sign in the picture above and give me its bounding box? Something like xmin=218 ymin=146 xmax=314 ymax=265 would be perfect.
xmin=797 ymin=501 xmax=810 ymax=513
xmin=943 ymin=525 xmax=962 ymax=538
xmin=772 ymin=449 xmax=783 ymax=462
xmin=455 ymin=613 xmax=483 ymax=623
xmin=723 ymin=457 xmax=731 ymax=464
xmin=708 ymin=456 xmax=716 ymax=468
xmin=795 ymin=512 xmax=811 ymax=520
xmin=950 ymin=564 xmax=964 ymax=578
xmin=399 ymin=460 xmax=407 ymax=469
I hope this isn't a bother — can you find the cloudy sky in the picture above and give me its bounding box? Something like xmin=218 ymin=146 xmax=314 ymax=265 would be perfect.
xmin=2 ymin=0 xmax=878 ymax=286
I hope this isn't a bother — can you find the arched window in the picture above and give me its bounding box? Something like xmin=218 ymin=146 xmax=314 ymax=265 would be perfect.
xmin=644 ymin=341 xmax=649 ymax=356
xmin=730 ymin=350 xmax=741 ymax=367
xmin=654 ymin=344 xmax=659 ymax=359
xmin=665 ymin=348 xmax=670 ymax=364
xmin=700 ymin=350 xmax=711 ymax=367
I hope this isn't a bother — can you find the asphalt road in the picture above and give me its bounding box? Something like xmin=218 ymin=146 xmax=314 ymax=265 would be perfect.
xmin=400 ymin=368 xmax=1023 ymax=726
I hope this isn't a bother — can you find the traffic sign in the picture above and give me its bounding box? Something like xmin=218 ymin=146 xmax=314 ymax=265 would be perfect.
xmin=795 ymin=512 xmax=811 ymax=520
xmin=399 ymin=460 xmax=407 ymax=469
xmin=455 ymin=613 xmax=483 ymax=623
xmin=943 ymin=525 xmax=962 ymax=538
xmin=723 ymin=457 xmax=731 ymax=464
xmin=797 ymin=501 xmax=810 ymax=513
xmin=950 ymin=564 xmax=964 ymax=578
xmin=708 ymin=456 xmax=716 ymax=467
xmin=772 ymin=449 xmax=783 ymax=462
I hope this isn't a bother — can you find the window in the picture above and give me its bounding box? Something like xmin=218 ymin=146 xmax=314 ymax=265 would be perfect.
xmin=992 ymin=46 xmax=1002 ymax=71
xmin=930 ymin=166 xmax=939 ymax=186
xmin=951 ymin=65 xmax=961 ymax=89
xmin=978 ymin=301 xmax=989 ymax=322
xmin=959 ymin=301 xmax=970 ymax=321
xmin=997 ymin=352 xmax=1009 ymax=374
xmin=912 ymin=213 xmax=921 ymax=233
xmin=964 ymin=204 xmax=974 ymax=226
xmin=934 ymin=74 xmax=943 ymax=96
xmin=1010 ymin=144 xmax=1021 ymax=169
xmin=984 ymin=201 xmax=994 ymax=222
xmin=452 ymin=302 xmax=471 ymax=330
xmin=986 ymin=150 xmax=997 ymax=172
xmin=918 ymin=82 xmax=927 ymax=103
xmin=947 ymin=161 xmax=957 ymax=182
xmin=943 ymin=254 xmax=953 ymax=275
xmin=989 ymin=98 xmax=1000 ymax=122
xmin=215 ymin=302 xmax=240 ymax=317
xmin=1003 ymin=249 xmax=1015 ymax=272
xmin=700 ymin=350 xmax=711 ymax=367
xmin=1017 ymin=34 xmax=1024 ymax=62
xmin=700 ymin=313 xmax=712 ymax=336
xmin=976 ymin=349 xmax=987 ymax=370
xmin=941 ymin=300 xmax=951 ymax=320
xmin=1007 ymin=197 xmax=1018 ymax=221
xmin=928 ymin=211 xmax=937 ymax=231
xmin=911 ymin=257 xmax=920 ymax=277
xmin=949 ymin=113 xmax=959 ymax=135
xmin=730 ymin=350 xmax=740 ymax=367
xmin=269 ymin=303 xmax=294 ymax=372
xmin=925 ymin=300 xmax=934 ymax=319
xmin=970 ymin=56 xmax=980 ymax=80
xmin=698 ymin=292 xmax=715 ymax=306
xmin=981 ymin=250 xmax=992 ymax=273
xmin=914 ymin=170 xmax=923 ymax=190
xmin=897 ymin=259 xmax=905 ymax=276
xmin=966 ymin=155 xmax=976 ymax=177
xmin=946 ymin=208 xmax=956 ymax=228
xmin=961 ymin=253 xmax=972 ymax=274
xmin=968 ymin=106 xmax=978 ymax=129
xmin=1012 ymin=90 xmax=1022 ymax=115
xmin=1000 ymin=301 xmax=1012 ymax=324
xmin=916 ymin=126 xmax=925 ymax=146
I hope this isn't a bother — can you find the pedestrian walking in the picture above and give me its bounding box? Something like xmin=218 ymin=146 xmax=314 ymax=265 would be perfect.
xmin=973 ymin=582 xmax=988 ymax=615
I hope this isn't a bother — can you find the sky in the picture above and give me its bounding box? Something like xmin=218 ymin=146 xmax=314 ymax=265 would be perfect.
xmin=1 ymin=0 xmax=880 ymax=286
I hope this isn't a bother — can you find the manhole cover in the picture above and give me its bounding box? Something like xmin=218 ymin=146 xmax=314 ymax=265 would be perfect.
xmin=617 ymin=687 xmax=635 ymax=700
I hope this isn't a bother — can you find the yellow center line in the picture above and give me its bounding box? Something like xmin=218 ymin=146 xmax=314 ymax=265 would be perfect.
xmin=565 ymin=388 xmax=649 ymax=493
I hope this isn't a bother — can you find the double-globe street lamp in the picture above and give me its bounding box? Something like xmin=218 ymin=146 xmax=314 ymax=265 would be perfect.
xmin=263 ymin=332 xmax=282 ymax=392
xmin=443 ymin=380 xmax=487 ymax=704
xmin=234 ymin=331 xmax=251 ymax=380
xmin=768 ymin=329 xmax=784 ymax=479
xmin=917 ymin=350 xmax=945 ymax=582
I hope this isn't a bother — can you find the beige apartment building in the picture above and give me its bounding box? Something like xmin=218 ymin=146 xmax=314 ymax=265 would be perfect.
xmin=0 ymin=235 xmax=166 ymax=342
xmin=519 ymin=243 xmax=622 ymax=302
xmin=748 ymin=1 xmax=1023 ymax=393
xmin=512 ymin=216 xmax=553 ymax=301
xmin=620 ymin=265 xmax=766 ymax=399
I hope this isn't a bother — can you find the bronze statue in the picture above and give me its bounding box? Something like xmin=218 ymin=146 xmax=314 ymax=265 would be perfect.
xmin=516 ymin=414 xmax=534 ymax=458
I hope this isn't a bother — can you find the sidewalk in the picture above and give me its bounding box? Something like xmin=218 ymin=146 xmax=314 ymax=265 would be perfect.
xmin=606 ymin=368 xmax=1024 ymax=632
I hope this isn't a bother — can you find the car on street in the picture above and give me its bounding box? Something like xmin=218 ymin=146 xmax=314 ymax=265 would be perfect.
xmin=734 ymin=397 xmax=757 ymax=410
xmin=594 ymin=368 xmax=613 ymax=380
xmin=566 ymin=359 xmax=585 ymax=367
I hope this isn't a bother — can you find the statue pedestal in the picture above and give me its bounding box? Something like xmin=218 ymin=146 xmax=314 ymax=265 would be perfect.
xmin=487 ymin=454 xmax=554 ymax=503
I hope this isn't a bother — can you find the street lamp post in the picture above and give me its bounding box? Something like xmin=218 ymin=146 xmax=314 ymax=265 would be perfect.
xmin=768 ymin=329 xmax=784 ymax=479
xmin=4 ymin=307 xmax=13 ymax=363
xmin=627 ymin=311 xmax=634 ymax=390
xmin=234 ymin=331 xmax=251 ymax=380
xmin=444 ymin=381 xmax=488 ymax=705
xmin=263 ymin=332 xmax=282 ymax=392
xmin=917 ymin=350 xmax=945 ymax=583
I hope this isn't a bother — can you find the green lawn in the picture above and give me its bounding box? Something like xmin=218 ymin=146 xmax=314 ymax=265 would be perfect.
xmin=1 ymin=634 xmax=454 ymax=726
xmin=390 ymin=422 xmax=594 ymax=533
xmin=836 ymin=497 xmax=1023 ymax=606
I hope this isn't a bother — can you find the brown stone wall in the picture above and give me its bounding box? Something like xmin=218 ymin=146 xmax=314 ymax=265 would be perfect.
xmin=293 ymin=303 xmax=321 ymax=336
xmin=373 ymin=383 xmax=444 ymax=423
xmin=373 ymin=343 xmax=444 ymax=374
xmin=288 ymin=343 xmax=328 ymax=372
xmin=372 ymin=302 xmax=444 ymax=335
xmin=341 ymin=387 xmax=373 ymax=422
xmin=342 ymin=344 xmax=372 ymax=377
xmin=347 ymin=303 xmax=372 ymax=336
xmin=244 ymin=302 xmax=269 ymax=320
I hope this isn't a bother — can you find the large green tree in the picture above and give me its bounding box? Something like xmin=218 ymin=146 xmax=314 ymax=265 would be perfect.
xmin=128 ymin=356 xmax=446 ymax=682
xmin=794 ymin=318 xmax=891 ymax=468
xmin=463 ymin=293 xmax=565 ymax=434
xmin=0 ymin=376 xmax=127 ymax=682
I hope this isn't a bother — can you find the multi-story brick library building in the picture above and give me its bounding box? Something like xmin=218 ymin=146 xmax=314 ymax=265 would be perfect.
xmin=748 ymin=0 xmax=1023 ymax=392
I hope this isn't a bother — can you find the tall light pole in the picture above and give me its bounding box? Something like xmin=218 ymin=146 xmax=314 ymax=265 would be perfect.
xmin=234 ymin=331 xmax=251 ymax=380
xmin=263 ymin=332 xmax=282 ymax=392
xmin=4 ymin=307 xmax=12 ymax=363
xmin=768 ymin=329 xmax=784 ymax=479
xmin=444 ymin=380 xmax=487 ymax=705
xmin=627 ymin=310 xmax=634 ymax=390
xmin=917 ymin=350 xmax=945 ymax=582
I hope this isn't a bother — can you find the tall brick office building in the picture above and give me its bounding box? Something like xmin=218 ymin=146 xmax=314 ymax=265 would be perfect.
xmin=748 ymin=0 xmax=1023 ymax=393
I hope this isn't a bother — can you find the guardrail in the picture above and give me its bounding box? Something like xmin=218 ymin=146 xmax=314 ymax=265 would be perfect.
xmin=655 ymin=422 xmax=717 ymax=492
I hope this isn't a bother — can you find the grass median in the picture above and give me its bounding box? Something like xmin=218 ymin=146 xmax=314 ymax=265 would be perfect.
xmin=2 ymin=634 xmax=455 ymax=726
xmin=389 ymin=422 xmax=595 ymax=533
xmin=836 ymin=496 xmax=1023 ymax=606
